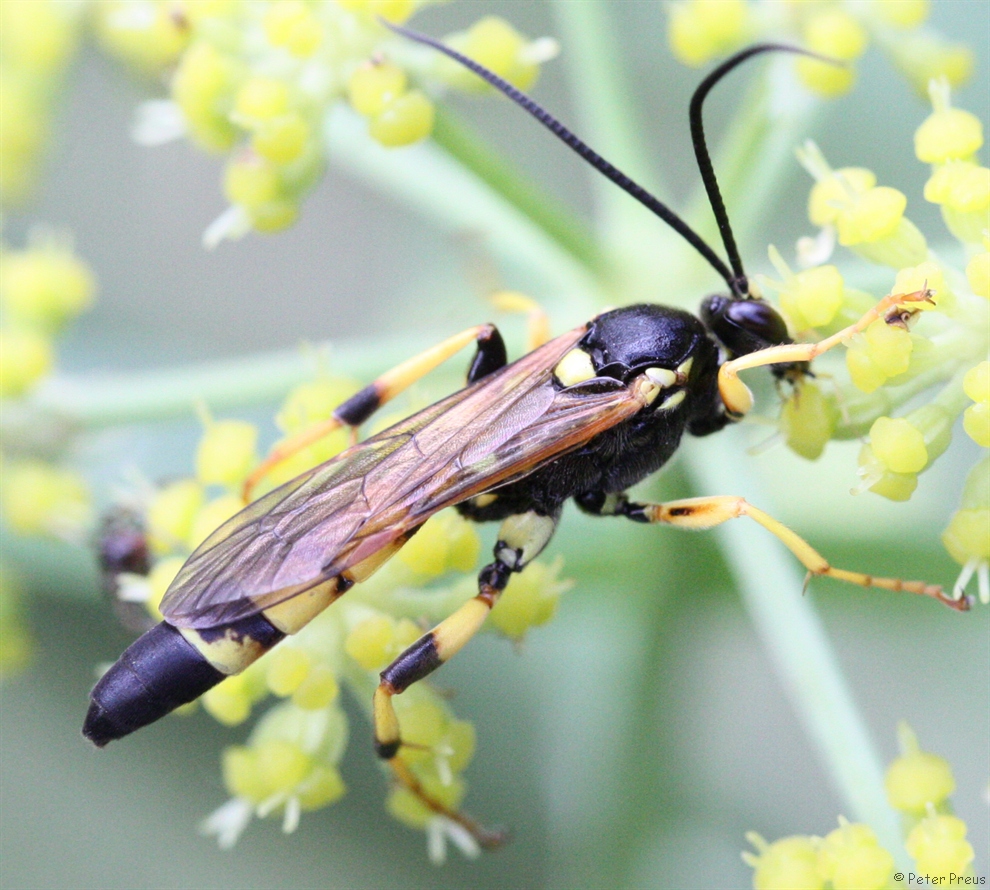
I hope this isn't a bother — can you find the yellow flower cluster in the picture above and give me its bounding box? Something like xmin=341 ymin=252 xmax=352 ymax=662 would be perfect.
xmin=762 ymin=85 xmax=988 ymax=602
xmin=0 ymin=0 xmax=84 ymax=206
xmin=93 ymin=0 xmax=551 ymax=242
xmin=744 ymin=724 xmax=975 ymax=888
xmin=0 ymin=236 xmax=96 ymax=545
xmin=107 ymin=372 xmax=570 ymax=852
xmin=667 ymin=0 xmax=971 ymax=98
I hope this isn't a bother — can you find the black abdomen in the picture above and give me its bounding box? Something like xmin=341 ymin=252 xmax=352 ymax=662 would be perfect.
xmin=83 ymin=622 xmax=225 ymax=747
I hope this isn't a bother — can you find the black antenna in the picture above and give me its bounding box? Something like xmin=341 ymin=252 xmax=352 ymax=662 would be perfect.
xmin=689 ymin=44 xmax=838 ymax=294
xmin=385 ymin=21 xmax=832 ymax=299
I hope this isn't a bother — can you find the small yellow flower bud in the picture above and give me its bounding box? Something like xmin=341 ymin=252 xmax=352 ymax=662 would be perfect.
xmin=942 ymin=508 xmax=990 ymax=566
xmin=857 ymin=443 xmax=918 ymax=501
xmin=905 ymin=814 xmax=974 ymax=877
xmin=348 ymin=60 xmax=408 ymax=118
xmin=248 ymin=198 xmax=300 ymax=233
xmin=171 ymin=42 xmax=241 ymax=152
xmin=817 ymin=820 xmax=894 ymax=890
xmin=808 ymin=167 xmax=876 ymax=227
xmin=836 ymin=187 xmax=907 ymax=245
xmin=291 ymin=663 xmax=339 ymax=710
xmin=780 ymin=382 xmax=839 ymax=461
xmin=873 ymin=0 xmax=929 ymax=28
xmin=966 ymin=251 xmax=989 ymax=298
xmin=886 ymin=722 xmax=956 ymax=814
xmin=0 ymin=326 xmax=53 ymax=397
xmin=743 ymin=833 xmax=824 ymax=890
xmin=266 ymin=646 xmax=311 ymax=697
xmin=1 ymin=460 xmax=91 ymax=539
xmin=869 ymin=416 xmax=928 ymax=473
xmin=94 ymin=0 xmax=188 ymax=74
xmin=344 ymin=613 xmax=396 ymax=670
xmin=368 ymin=90 xmax=435 ymax=147
xmin=915 ymin=108 xmax=983 ymax=164
xmin=369 ymin=0 xmax=414 ymax=26
xmin=252 ymin=113 xmax=310 ymax=164
xmin=803 ymin=9 xmax=867 ymax=61
xmin=195 ymin=418 xmax=259 ymax=488
xmin=145 ymin=555 xmax=184 ymax=618
xmin=779 ymin=264 xmax=845 ymax=330
xmin=0 ymin=245 xmax=96 ymax=331
xmin=893 ymin=261 xmax=946 ymax=311
xmin=235 ymin=77 xmax=291 ymax=121
xmin=263 ymin=1 xmax=323 ymax=58
xmin=398 ymin=512 xmax=480 ymax=577
xmin=204 ymin=673 xmax=255 ymax=726
xmin=297 ymin=764 xmax=345 ymax=810
xmin=796 ymin=57 xmax=855 ymax=98
xmin=964 ymin=403 xmax=990 ymax=447
xmin=147 ymin=479 xmax=204 ymax=553
xmin=256 ymin=738 xmax=311 ymax=795
xmin=187 ymin=494 xmax=243 ymax=550
xmin=222 ymin=745 xmax=268 ymax=802
xmin=668 ymin=0 xmax=750 ymax=68
xmin=224 ymin=154 xmax=281 ymax=209
xmin=489 ymin=558 xmax=569 ymax=640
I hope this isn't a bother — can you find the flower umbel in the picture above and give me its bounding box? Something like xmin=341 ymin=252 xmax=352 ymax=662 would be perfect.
xmin=744 ymin=725 xmax=976 ymax=887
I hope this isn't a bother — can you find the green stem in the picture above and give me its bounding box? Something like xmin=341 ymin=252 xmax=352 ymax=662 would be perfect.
xmin=4 ymin=330 xmax=455 ymax=433
xmin=553 ymin=0 xmax=672 ymax=297
xmin=430 ymin=107 xmax=603 ymax=273
xmin=688 ymin=436 xmax=907 ymax=863
xmin=325 ymin=105 xmax=598 ymax=306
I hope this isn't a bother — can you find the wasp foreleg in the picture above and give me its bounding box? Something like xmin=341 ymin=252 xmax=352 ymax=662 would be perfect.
xmin=718 ymin=288 xmax=934 ymax=416
xmin=372 ymin=510 xmax=559 ymax=846
xmin=576 ymin=490 xmax=967 ymax=610
xmin=243 ymin=324 xmax=507 ymax=501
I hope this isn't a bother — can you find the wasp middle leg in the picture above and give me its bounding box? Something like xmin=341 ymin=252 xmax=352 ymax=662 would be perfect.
xmin=575 ymin=490 xmax=967 ymax=610
xmin=372 ymin=509 xmax=559 ymax=846
xmin=242 ymin=323 xmax=507 ymax=501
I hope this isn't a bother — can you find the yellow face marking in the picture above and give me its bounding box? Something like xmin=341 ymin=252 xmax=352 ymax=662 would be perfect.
xmin=676 ymin=356 xmax=694 ymax=379
xmin=263 ymin=578 xmax=340 ymax=634
xmin=180 ymin=626 xmax=268 ymax=675
xmin=659 ymin=390 xmax=687 ymax=411
xmin=553 ymin=348 xmax=597 ymax=386
xmin=645 ymin=367 xmax=677 ymax=388
xmin=472 ymin=493 xmax=499 ymax=508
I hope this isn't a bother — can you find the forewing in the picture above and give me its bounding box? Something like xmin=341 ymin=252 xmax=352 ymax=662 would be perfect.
xmin=161 ymin=326 xmax=648 ymax=629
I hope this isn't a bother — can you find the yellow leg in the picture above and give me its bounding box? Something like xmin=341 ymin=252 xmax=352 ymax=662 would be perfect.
xmin=719 ymin=287 xmax=934 ymax=416
xmin=372 ymin=585 xmax=504 ymax=847
xmin=371 ymin=510 xmax=557 ymax=846
xmin=640 ymin=494 xmax=967 ymax=611
xmin=490 ymin=290 xmax=552 ymax=350
xmin=242 ymin=323 xmax=505 ymax=501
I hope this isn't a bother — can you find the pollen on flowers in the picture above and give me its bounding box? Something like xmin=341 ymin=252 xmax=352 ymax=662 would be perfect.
xmin=667 ymin=0 xmax=750 ymax=68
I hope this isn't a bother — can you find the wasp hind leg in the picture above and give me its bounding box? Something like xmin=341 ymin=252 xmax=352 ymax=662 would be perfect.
xmin=575 ymin=491 xmax=967 ymax=610
xmin=243 ymin=324 xmax=507 ymax=501
xmin=373 ymin=510 xmax=559 ymax=848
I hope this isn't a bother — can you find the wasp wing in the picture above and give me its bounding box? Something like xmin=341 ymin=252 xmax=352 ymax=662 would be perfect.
xmin=161 ymin=326 xmax=649 ymax=629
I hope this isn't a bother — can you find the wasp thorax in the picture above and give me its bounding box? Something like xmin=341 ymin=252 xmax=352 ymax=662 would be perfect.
xmin=553 ymin=347 xmax=598 ymax=386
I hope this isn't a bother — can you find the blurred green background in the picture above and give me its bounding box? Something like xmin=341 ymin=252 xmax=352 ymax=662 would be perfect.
xmin=2 ymin=2 xmax=987 ymax=888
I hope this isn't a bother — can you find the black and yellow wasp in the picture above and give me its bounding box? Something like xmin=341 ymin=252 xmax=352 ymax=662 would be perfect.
xmin=84 ymin=29 xmax=967 ymax=845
